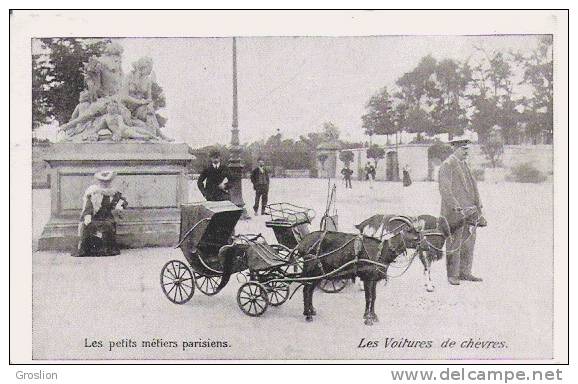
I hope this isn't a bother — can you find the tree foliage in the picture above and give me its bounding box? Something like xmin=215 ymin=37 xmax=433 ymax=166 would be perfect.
xmin=481 ymin=127 xmax=505 ymax=168
xmin=32 ymin=38 xmax=111 ymax=128
xmin=366 ymin=144 xmax=385 ymax=167
xmin=515 ymin=36 xmax=553 ymax=144
xmin=339 ymin=150 xmax=355 ymax=167
xmin=363 ymin=38 xmax=553 ymax=145
xmin=361 ymin=87 xmax=397 ymax=139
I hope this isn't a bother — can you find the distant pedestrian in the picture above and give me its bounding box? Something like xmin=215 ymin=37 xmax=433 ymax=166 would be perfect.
xmin=250 ymin=157 xmax=270 ymax=215
xmin=364 ymin=162 xmax=376 ymax=183
xmin=341 ymin=166 xmax=353 ymax=189
xmin=197 ymin=150 xmax=231 ymax=201
xmin=402 ymin=164 xmax=412 ymax=187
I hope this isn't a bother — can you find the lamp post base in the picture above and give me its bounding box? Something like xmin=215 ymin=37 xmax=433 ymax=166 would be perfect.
xmin=228 ymin=161 xmax=250 ymax=220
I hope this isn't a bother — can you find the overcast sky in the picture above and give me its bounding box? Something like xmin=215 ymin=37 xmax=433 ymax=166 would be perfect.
xmin=36 ymin=35 xmax=546 ymax=146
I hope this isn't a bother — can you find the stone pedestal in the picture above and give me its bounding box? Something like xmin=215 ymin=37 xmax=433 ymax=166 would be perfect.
xmin=38 ymin=142 xmax=193 ymax=251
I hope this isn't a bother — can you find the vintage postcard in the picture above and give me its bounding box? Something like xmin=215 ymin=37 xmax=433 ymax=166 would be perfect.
xmin=9 ymin=10 xmax=568 ymax=363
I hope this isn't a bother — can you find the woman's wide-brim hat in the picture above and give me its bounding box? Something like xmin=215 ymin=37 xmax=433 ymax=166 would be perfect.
xmin=94 ymin=170 xmax=116 ymax=181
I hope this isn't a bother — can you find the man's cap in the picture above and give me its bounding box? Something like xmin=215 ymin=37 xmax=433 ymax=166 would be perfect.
xmin=95 ymin=170 xmax=116 ymax=181
xmin=209 ymin=150 xmax=221 ymax=158
xmin=449 ymin=139 xmax=472 ymax=148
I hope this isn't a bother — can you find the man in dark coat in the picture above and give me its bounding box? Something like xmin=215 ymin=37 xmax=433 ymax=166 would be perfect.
xmin=438 ymin=139 xmax=483 ymax=286
xmin=341 ymin=166 xmax=353 ymax=189
xmin=197 ymin=150 xmax=231 ymax=202
xmin=250 ymin=157 xmax=270 ymax=215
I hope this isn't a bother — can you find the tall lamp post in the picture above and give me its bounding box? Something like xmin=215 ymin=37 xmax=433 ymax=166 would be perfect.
xmin=228 ymin=37 xmax=248 ymax=217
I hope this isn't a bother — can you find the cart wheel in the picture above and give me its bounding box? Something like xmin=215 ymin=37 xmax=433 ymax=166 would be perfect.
xmin=194 ymin=272 xmax=222 ymax=296
xmin=237 ymin=282 xmax=269 ymax=317
xmin=160 ymin=260 xmax=195 ymax=304
xmin=319 ymin=279 xmax=347 ymax=293
xmin=265 ymin=280 xmax=290 ymax=306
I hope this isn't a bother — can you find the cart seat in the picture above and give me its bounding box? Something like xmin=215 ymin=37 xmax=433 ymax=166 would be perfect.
xmin=246 ymin=242 xmax=287 ymax=271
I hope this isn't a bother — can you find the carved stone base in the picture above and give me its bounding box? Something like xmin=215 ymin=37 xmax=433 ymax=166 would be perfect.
xmin=38 ymin=142 xmax=192 ymax=251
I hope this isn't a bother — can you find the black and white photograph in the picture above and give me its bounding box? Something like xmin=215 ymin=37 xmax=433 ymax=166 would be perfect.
xmin=10 ymin=10 xmax=568 ymax=363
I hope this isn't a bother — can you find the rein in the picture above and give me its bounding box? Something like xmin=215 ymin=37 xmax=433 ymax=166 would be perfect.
xmin=437 ymin=207 xmax=482 ymax=254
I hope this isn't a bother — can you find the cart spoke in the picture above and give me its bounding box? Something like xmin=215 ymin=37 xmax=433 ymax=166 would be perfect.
xmin=165 ymin=267 xmax=176 ymax=279
xmin=172 ymin=286 xmax=179 ymax=302
xmin=176 ymin=285 xmax=182 ymax=302
xmin=170 ymin=263 xmax=179 ymax=279
xmin=253 ymin=299 xmax=264 ymax=312
xmin=166 ymin=283 xmax=176 ymax=296
xmin=239 ymin=293 xmax=251 ymax=301
xmin=270 ymin=291 xmax=279 ymax=302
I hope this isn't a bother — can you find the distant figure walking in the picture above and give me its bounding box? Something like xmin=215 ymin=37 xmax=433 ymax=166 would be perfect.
xmin=364 ymin=161 xmax=376 ymax=184
xmin=250 ymin=157 xmax=270 ymax=215
xmin=341 ymin=166 xmax=353 ymax=189
xmin=402 ymin=165 xmax=412 ymax=187
xmin=197 ymin=150 xmax=231 ymax=202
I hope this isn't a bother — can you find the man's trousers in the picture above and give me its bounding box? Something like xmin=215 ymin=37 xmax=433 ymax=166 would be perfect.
xmin=446 ymin=224 xmax=477 ymax=278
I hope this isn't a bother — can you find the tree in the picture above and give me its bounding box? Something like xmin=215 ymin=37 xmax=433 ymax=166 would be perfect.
xmin=366 ymin=144 xmax=385 ymax=168
xmin=395 ymin=55 xmax=438 ymax=107
xmin=515 ymin=36 xmax=553 ymax=144
xmin=394 ymin=55 xmax=438 ymax=136
xmin=32 ymin=38 xmax=111 ymax=127
xmin=481 ymin=127 xmax=505 ymax=168
xmin=32 ymin=55 xmax=51 ymax=129
xmin=361 ymin=87 xmax=397 ymax=144
xmin=430 ymin=59 xmax=471 ymax=139
xmin=339 ymin=150 xmax=354 ymax=167
xmin=399 ymin=105 xmax=434 ymax=135
xmin=469 ymin=48 xmax=520 ymax=143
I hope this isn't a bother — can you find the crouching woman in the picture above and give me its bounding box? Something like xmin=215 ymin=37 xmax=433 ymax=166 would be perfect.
xmin=75 ymin=170 xmax=128 ymax=257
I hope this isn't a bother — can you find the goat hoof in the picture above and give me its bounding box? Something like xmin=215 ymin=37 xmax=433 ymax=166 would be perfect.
xmin=426 ymin=286 xmax=435 ymax=292
xmin=305 ymin=315 xmax=313 ymax=322
xmin=364 ymin=319 xmax=373 ymax=326
xmin=372 ymin=314 xmax=379 ymax=323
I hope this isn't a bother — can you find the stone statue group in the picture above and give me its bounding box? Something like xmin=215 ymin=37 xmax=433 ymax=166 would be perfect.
xmin=58 ymin=42 xmax=172 ymax=142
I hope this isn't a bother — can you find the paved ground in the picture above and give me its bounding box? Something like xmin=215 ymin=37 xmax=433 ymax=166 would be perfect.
xmin=32 ymin=178 xmax=553 ymax=360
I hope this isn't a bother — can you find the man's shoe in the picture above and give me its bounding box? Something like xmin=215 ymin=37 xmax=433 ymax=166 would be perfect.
xmin=448 ymin=277 xmax=461 ymax=285
xmin=460 ymin=274 xmax=483 ymax=282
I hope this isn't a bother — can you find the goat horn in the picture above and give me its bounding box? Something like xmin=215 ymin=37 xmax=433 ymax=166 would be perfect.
xmin=388 ymin=215 xmax=413 ymax=227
